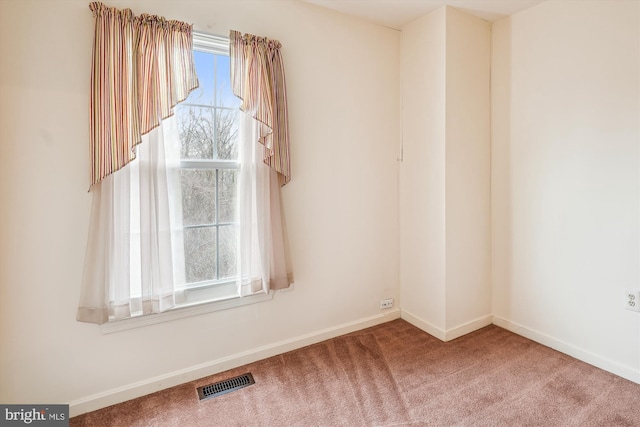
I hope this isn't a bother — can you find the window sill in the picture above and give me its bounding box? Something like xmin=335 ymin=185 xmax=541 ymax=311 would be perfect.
xmin=100 ymin=291 xmax=274 ymax=335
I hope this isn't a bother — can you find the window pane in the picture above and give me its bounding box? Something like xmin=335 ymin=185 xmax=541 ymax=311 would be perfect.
xmin=181 ymin=169 xmax=216 ymax=226
xmin=188 ymin=50 xmax=215 ymax=106
xmin=215 ymin=55 xmax=241 ymax=109
xmin=218 ymin=169 xmax=237 ymax=223
xmin=184 ymin=226 xmax=217 ymax=283
xmin=219 ymin=224 xmax=237 ymax=279
xmin=216 ymin=109 xmax=239 ymax=160
xmin=178 ymin=106 xmax=214 ymax=160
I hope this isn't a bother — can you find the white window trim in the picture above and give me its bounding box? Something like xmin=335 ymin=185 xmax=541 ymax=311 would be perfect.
xmin=193 ymin=32 xmax=229 ymax=54
xmin=100 ymin=290 xmax=274 ymax=334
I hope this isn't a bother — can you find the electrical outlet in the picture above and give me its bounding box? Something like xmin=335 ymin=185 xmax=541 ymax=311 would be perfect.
xmin=380 ymin=298 xmax=394 ymax=309
xmin=625 ymin=290 xmax=640 ymax=312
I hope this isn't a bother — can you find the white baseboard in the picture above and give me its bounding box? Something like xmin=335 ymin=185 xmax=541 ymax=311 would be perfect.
xmin=400 ymin=310 xmax=446 ymax=340
xmin=492 ymin=315 xmax=640 ymax=384
xmin=445 ymin=315 xmax=493 ymax=341
xmin=400 ymin=310 xmax=493 ymax=342
xmin=69 ymin=309 xmax=401 ymax=417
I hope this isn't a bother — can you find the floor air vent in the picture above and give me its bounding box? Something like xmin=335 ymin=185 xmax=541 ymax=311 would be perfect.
xmin=197 ymin=373 xmax=255 ymax=401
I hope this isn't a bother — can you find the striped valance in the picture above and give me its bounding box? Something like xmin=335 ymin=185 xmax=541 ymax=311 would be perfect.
xmin=88 ymin=2 xmax=198 ymax=188
xmin=230 ymin=30 xmax=291 ymax=186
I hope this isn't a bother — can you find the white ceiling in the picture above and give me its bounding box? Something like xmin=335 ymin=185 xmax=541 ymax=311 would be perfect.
xmin=299 ymin=0 xmax=546 ymax=29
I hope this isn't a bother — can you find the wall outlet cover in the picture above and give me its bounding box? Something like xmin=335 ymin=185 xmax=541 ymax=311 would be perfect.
xmin=624 ymin=289 xmax=640 ymax=312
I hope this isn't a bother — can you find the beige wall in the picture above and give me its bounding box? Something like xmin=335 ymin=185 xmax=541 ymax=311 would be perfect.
xmin=444 ymin=8 xmax=492 ymax=331
xmin=491 ymin=0 xmax=640 ymax=380
xmin=0 ymin=0 xmax=401 ymax=414
xmin=400 ymin=6 xmax=491 ymax=339
xmin=1 ymin=0 xmax=639 ymax=416
xmin=400 ymin=7 xmax=447 ymax=333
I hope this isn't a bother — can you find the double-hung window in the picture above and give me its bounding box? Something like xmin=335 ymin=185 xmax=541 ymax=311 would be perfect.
xmin=128 ymin=33 xmax=251 ymax=313
xmin=173 ymin=33 xmax=243 ymax=305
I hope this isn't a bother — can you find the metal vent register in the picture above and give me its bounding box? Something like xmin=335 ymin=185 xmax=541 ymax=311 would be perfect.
xmin=197 ymin=373 xmax=255 ymax=401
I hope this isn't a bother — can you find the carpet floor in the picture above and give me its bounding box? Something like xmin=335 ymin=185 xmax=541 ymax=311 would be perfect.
xmin=70 ymin=320 xmax=640 ymax=426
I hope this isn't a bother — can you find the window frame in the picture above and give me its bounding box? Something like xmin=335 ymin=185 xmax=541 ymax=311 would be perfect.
xmin=173 ymin=32 xmax=241 ymax=305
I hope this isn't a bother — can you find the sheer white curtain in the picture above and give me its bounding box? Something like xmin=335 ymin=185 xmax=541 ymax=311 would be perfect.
xmin=78 ymin=118 xmax=184 ymax=324
xmin=237 ymin=114 xmax=291 ymax=294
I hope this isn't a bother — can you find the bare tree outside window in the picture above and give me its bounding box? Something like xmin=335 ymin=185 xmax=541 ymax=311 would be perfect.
xmin=176 ymin=49 xmax=240 ymax=286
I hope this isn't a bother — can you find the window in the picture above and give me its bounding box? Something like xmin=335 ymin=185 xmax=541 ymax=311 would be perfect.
xmin=129 ymin=33 xmax=252 ymax=312
xmin=173 ymin=33 xmax=244 ymax=305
